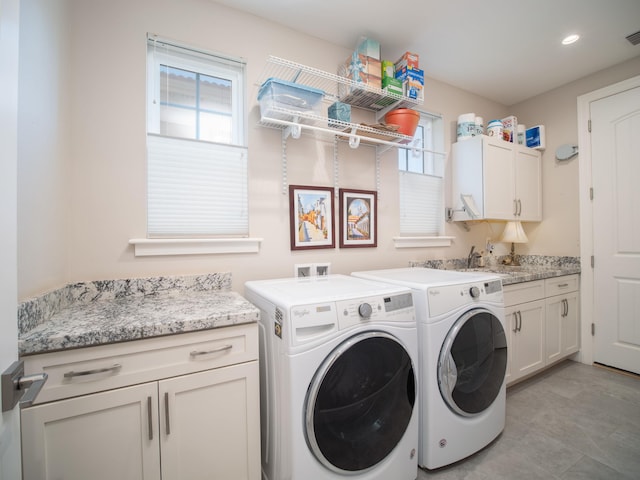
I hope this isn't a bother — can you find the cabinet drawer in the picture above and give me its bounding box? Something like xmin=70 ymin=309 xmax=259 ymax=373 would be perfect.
xmin=22 ymin=323 xmax=258 ymax=405
xmin=503 ymin=280 xmax=545 ymax=306
xmin=545 ymin=275 xmax=579 ymax=296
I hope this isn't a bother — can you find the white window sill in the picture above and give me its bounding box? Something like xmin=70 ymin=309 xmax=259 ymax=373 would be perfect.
xmin=393 ymin=236 xmax=454 ymax=248
xmin=129 ymin=238 xmax=263 ymax=257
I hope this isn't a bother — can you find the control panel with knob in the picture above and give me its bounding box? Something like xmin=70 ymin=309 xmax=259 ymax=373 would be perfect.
xmin=469 ymin=286 xmax=481 ymax=298
xmin=358 ymin=303 xmax=373 ymax=319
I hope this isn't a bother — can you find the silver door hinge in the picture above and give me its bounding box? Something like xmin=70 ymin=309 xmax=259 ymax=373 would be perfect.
xmin=591 ymin=255 xmax=595 ymax=268
xmin=588 ymin=119 xmax=592 ymax=132
xmin=591 ymin=323 xmax=595 ymax=336
xmin=590 ymin=187 xmax=594 ymax=200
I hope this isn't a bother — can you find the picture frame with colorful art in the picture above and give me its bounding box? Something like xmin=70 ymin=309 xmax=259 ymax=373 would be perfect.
xmin=289 ymin=185 xmax=335 ymax=250
xmin=339 ymin=188 xmax=377 ymax=248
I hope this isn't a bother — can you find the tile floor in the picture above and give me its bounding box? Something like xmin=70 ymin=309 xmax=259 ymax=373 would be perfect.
xmin=417 ymin=360 xmax=640 ymax=479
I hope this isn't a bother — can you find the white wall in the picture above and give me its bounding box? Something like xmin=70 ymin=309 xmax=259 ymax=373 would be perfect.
xmin=17 ymin=0 xmax=639 ymax=299
xmin=512 ymin=55 xmax=640 ymax=256
xmin=17 ymin=0 xmax=71 ymax=298
xmin=17 ymin=0 xmax=510 ymax=299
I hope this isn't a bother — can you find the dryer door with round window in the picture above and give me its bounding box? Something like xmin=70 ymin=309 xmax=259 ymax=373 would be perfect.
xmin=438 ymin=308 xmax=507 ymax=417
xmin=305 ymin=331 xmax=416 ymax=474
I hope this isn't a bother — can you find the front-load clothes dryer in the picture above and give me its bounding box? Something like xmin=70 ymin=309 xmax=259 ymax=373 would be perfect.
xmin=351 ymin=268 xmax=507 ymax=470
xmin=244 ymin=274 xmax=419 ymax=480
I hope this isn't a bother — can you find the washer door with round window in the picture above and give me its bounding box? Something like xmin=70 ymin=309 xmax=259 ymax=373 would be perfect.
xmin=305 ymin=331 xmax=416 ymax=474
xmin=438 ymin=308 xmax=507 ymax=417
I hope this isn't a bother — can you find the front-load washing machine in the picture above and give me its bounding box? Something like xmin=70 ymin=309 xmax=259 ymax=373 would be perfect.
xmin=351 ymin=268 xmax=507 ymax=470
xmin=244 ymin=274 xmax=419 ymax=480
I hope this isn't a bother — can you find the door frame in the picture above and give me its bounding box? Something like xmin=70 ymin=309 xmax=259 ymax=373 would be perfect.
xmin=576 ymin=74 xmax=640 ymax=366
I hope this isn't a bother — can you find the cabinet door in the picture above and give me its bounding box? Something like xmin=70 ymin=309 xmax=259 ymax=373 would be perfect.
xmin=483 ymin=138 xmax=516 ymax=219
xmin=21 ymin=382 xmax=161 ymax=480
xmin=546 ymin=293 xmax=580 ymax=364
xmin=159 ymin=361 xmax=260 ymax=480
xmin=515 ymin=147 xmax=542 ymax=221
xmin=506 ymin=299 xmax=546 ymax=385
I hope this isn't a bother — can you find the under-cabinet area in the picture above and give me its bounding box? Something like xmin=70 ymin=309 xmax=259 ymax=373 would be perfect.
xmin=20 ymin=324 xmax=260 ymax=480
xmin=504 ymin=274 xmax=580 ymax=386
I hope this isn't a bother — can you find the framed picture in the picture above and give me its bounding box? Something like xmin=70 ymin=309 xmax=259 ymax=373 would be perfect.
xmin=339 ymin=188 xmax=377 ymax=248
xmin=289 ymin=185 xmax=335 ymax=250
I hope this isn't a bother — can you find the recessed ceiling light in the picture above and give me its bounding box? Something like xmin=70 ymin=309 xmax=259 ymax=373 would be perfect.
xmin=562 ymin=34 xmax=580 ymax=45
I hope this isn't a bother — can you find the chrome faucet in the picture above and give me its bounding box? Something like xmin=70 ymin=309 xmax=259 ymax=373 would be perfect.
xmin=467 ymin=245 xmax=482 ymax=268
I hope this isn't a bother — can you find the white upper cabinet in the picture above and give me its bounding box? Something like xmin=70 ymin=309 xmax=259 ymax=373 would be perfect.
xmin=451 ymin=135 xmax=542 ymax=222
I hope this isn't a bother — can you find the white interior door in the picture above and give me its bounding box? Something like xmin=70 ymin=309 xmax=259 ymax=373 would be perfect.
xmin=590 ymin=84 xmax=640 ymax=375
xmin=0 ymin=0 xmax=22 ymax=478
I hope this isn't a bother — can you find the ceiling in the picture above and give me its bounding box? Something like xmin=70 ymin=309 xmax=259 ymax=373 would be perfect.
xmin=211 ymin=0 xmax=640 ymax=105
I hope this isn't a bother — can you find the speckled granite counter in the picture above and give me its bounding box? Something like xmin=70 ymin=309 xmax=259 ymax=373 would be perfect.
xmin=410 ymin=255 xmax=581 ymax=286
xmin=18 ymin=273 xmax=259 ymax=356
xmin=452 ymin=264 xmax=581 ymax=285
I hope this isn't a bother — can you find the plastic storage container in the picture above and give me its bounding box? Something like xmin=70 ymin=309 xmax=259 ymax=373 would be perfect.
xmin=487 ymin=119 xmax=503 ymax=138
xmin=258 ymin=78 xmax=324 ymax=122
xmin=457 ymin=113 xmax=476 ymax=140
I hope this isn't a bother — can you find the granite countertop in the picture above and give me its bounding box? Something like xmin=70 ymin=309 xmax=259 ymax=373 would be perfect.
xmin=411 ymin=255 xmax=581 ymax=286
xmin=452 ymin=264 xmax=581 ymax=286
xmin=18 ymin=273 xmax=260 ymax=356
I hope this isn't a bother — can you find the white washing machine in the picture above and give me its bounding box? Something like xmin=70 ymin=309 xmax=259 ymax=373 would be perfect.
xmin=244 ymin=274 xmax=419 ymax=480
xmin=351 ymin=268 xmax=507 ymax=470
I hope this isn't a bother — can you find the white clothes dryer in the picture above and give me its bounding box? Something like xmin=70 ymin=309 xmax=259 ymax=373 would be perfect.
xmin=351 ymin=268 xmax=507 ymax=470
xmin=244 ymin=274 xmax=419 ymax=480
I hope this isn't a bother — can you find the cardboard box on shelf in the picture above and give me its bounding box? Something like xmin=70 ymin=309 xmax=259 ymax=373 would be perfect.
xmin=395 ymin=66 xmax=424 ymax=85
xmin=365 ymin=57 xmax=382 ymax=76
xmin=357 ymin=37 xmax=381 ymax=60
xmin=395 ymin=51 xmax=419 ymax=70
xmin=342 ymin=52 xmax=384 ymax=90
xmin=343 ymin=52 xmax=368 ymax=83
xmin=382 ymin=76 xmax=403 ymax=96
xmin=328 ymin=101 xmax=351 ymax=126
xmin=367 ymin=74 xmax=382 ymax=89
xmin=381 ymin=60 xmax=395 ymax=80
xmin=501 ymin=115 xmax=518 ymax=142
xmin=404 ymin=79 xmax=423 ymax=101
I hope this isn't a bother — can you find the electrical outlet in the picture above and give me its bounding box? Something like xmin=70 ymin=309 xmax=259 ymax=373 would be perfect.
xmin=294 ymin=264 xmax=313 ymax=278
xmin=294 ymin=263 xmax=331 ymax=277
xmin=315 ymin=263 xmax=331 ymax=276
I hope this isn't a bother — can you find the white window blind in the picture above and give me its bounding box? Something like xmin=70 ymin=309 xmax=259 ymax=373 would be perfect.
xmin=398 ymin=112 xmax=445 ymax=236
xmin=146 ymin=35 xmax=247 ymax=237
xmin=399 ymin=171 xmax=444 ymax=236
xmin=147 ymin=135 xmax=247 ymax=236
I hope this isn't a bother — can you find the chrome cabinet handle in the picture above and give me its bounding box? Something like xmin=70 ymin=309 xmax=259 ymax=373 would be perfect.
xmin=190 ymin=344 xmax=233 ymax=358
xmin=164 ymin=392 xmax=171 ymax=435
xmin=558 ymin=283 xmax=569 ymax=288
xmin=512 ymin=312 xmax=519 ymax=333
xmin=513 ymin=311 xmax=522 ymax=332
xmin=518 ymin=199 xmax=522 ymax=216
xmin=513 ymin=199 xmax=518 ymax=216
xmin=63 ymin=363 xmax=122 ymax=378
xmin=147 ymin=396 xmax=153 ymax=440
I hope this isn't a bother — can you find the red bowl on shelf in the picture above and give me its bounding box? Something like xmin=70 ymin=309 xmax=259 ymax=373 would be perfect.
xmin=384 ymin=108 xmax=420 ymax=137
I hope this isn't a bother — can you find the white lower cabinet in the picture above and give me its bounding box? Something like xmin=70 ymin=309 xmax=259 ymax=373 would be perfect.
xmin=22 ymin=382 xmax=161 ymax=480
xmin=504 ymin=275 xmax=580 ymax=386
xmin=505 ymin=299 xmax=546 ymax=385
xmin=545 ymin=276 xmax=580 ymax=364
xmin=21 ymin=324 xmax=260 ymax=480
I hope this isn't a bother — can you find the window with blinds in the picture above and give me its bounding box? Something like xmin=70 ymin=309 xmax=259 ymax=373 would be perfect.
xmin=146 ymin=35 xmax=247 ymax=237
xmin=398 ymin=112 xmax=445 ymax=236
